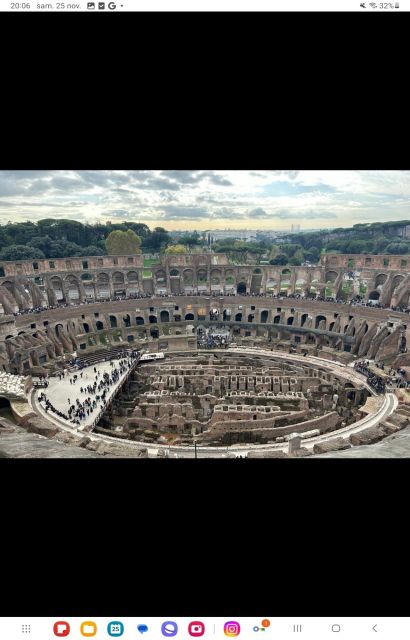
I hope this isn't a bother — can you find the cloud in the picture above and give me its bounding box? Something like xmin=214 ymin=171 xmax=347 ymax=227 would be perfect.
xmin=161 ymin=170 xmax=204 ymax=184
xmin=207 ymin=174 xmax=233 ymax=186
xmin=160 ymin=205 xmax=209 ymax=220
xmin=248 ymin=207 xmax=269 ymax=218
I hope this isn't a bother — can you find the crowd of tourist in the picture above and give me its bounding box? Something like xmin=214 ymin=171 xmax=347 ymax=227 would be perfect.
xmin=10 ymin=291 xmax=410 ymax=317
xmin=37 ymin=351 xmax=140 ymax=427
xmin=354 ymin=360 xmax=410 ymax=392
xmin=197 ymin=327 xmax=231 ymax=349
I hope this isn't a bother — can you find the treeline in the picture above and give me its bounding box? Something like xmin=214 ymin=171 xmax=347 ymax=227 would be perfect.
xmin=0 ymin=219 xmax=172 ymax=261
xmin=285 ymin=220 xmax=410 ymax=256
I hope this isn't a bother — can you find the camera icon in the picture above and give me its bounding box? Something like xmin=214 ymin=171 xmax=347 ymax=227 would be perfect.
xmin=224 ymin=622 xmax=240 ymax=637
xmin=188 ymin=622 xmax=205 ymax=637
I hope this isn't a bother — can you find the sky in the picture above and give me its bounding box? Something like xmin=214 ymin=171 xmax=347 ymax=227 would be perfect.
xmin=0 ymin=170 xmax=409 ymax=232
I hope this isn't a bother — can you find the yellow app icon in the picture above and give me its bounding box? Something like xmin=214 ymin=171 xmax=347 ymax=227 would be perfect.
xmin=81 ymin=621 xmax=97 ymax=637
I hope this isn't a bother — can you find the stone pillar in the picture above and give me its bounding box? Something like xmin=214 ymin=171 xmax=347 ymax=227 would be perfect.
xmin=288 ymin=433 xmax=302 ymax=456
xmin=108 ymin=274 xmax=115 ymax=300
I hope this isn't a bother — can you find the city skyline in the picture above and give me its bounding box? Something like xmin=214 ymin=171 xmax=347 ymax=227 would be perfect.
xmin=0 ymin=170 xmax=409 ymax=231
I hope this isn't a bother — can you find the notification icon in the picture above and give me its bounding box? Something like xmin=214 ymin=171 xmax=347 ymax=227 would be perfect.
xmin=188 ymin=622 xmax=205 ymax=637
xmin=54 ymin=621 xmax=70 ymax=637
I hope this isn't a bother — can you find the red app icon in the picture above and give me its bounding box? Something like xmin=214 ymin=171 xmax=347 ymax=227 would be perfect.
xmin=189 ymin=622 xmax=205 ymax=637
xmin=54 ymin=621 xmax=70 ymax=637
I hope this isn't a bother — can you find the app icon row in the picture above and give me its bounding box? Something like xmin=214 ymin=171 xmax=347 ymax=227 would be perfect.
xmin=52 ymin=620 xmax=270 ymax=637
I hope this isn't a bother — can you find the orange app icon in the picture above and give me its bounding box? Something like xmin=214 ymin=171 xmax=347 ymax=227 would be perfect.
xmin=81 ymin=621 xmax=97 ymax=637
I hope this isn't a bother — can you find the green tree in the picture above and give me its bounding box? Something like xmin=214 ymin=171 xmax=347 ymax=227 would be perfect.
xmin=0 ymin=245 xmax=45 ymax=261
xmin=270 ymin=254 xmax=288 ymax=265
xmin=105 ymin=229 xmax=142 ymax=255
xmin=165 ymin=244 xmax=187 ymax=254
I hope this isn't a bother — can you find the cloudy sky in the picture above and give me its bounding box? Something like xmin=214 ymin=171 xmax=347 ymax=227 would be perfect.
xmin=0 ymin=170 xmax=409 ymax=231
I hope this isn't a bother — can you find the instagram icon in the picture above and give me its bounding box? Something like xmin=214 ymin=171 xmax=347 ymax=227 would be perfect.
xmin=224 ymin=622 xmax=240 ymax=637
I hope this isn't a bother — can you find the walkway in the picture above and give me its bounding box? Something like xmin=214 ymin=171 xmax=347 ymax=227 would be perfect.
xmin=33 ymin=356 xmax=137 ymax=432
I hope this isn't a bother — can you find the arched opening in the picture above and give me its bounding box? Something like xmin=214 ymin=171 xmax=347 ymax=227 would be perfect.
xmin=136 ymin=316 xmax=145 ymax=325
xmin=273 ymin=315 xmax=281 ymax=324
xmin=315 ymin=315 xmax=326 ymax=329
xmin=287 ymin=317 xmax=294 ymax=325
xmin=123 ymin=314 xmax=131 ymax=328
xmin=369 ymin=290 xmax=380 ymax=301
xmin=160 ymin=310 xmax=170 ymax=323
xmin=235 ymin=313 xmax=242 ymax=322
xmin=127 ymin=271 xmax=138 ymax=283
xmin=0 ymin=396 xmax=14 ymax=423
xmin=174 ymin=314 xmax=181 ymax=322
xmin=237 ymin=282 xmax=246 ymax=295
xmin=266 ymin=278 xmax=276 ymax=293
xmin=329 ymin=322 xmax=335 ymax=332
xmin=55 ymin=324 xmax=63 ymax=337
xmin=253 ymin=268 xmax=262 ymax=274
xmin=127 ymin=335 xmax=135 ymax=342
xmin=281 ymin=268 xmax=291 ymax=276
xmin=248 ymin=314 xmax=254 ymax=322
xmin=260 ymin=310 xmax=268 ymax=323
xmin=81 ymin=273 xmax=92 ymax=281
xmin=96 ymin=272 xmax=110 ymax=299
xmin=223 ymin=309 xmax=231 ymax=321
xmin=183 ymin=269 xmax=194 ymax=285
xmin=149 ymin=315 xmax=157 ymax=324
xmin=197 ymin=269 xmax=207 ymax=284
xmin=325 ymin=270 xmax=338 ymax=283
xmin=155 ymin=270 xmax=166 ymax=284
xmin=65 ymin=275 xmax=80 ymax=301
xmin=301 ymin=313 xmax=309 ymax=327
xmin=112 ymin=271 xmax=125 ymax=285
xmin=83 ymin=323 xmax=90 ymax=333
xmin=185 ymin=313 xmax=194 ymax=320
xmin=50 ymin=276 xmax=64 ymax=302
xmin=375 ymin=273 xmax=388 ymax=288
xmin=96 ymin=321 xmax=104 ymax=331
xmin=170 ymin=269 xmax=179 ymax=277
xmin=109 ymin=315 xmax=117 ymax=328
xmin=393 ymin=275 xmax=405 ymax=291
xmin=150 ymin=328 xmax=159 ymax=339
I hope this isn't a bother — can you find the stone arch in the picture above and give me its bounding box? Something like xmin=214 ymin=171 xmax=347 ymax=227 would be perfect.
xmin=225 ymin=269 xmax=235 ymax=285
xmin=112 ymin=271 xmax=125 ymax=285
xmin=185 ymin=313 xmax=195 ymax=320
xmin=393 ymin=274 xmax=405 ymax=290
xmin=150 ymin=327 xmax=159 ymax=339
xmin=123 ymin=314 xmax=131 ymax=327
xmin=160 ymin=310 xmax=170 ymax=323
xmin=96 ymin=320 xmax=104 ymax=331
xmin=329 ymin=321 xmax=335 ymax=331
xmin=301 ymin=313 xmax=309 ymax=327
xmin=155 ymin=269 xmax=166 ymax=284
xmin=136 ymin=316 xmax=145 ymax=325
xmin=253 ymin=268 xmax=262 ymax=274
xmin=281 ymin=268 xmax=291 ymax=276
xmin=260 ymin=310 xmax=268 ymax=323
xmin=197 ymin=269 xmax=207 ymax=284
xmin=97 ymin=272 xmax=109 ymax=284
xmin=273 ymin=315 xmax=281 ymax=324
xmin=235 ymin=313 xmax=242 ymax=322
xmin=237 ymin=282 xmax=246 ymax=295
xmin=109 ymin=315 xmax=117 ymax=328
xmin=49 ymin=276 xmax=64 ymax=301
xmin=266 ymin=278 xmax=276 ymax=292
xmin=183 ymin=269 xmax=194 ymax=285
xmin=325 ymin=270 xmax=338 ymax=283
xmin=375 ymin=273 xmax=388 ymax=288
xmin=170 ymin=268 xmax=179 ymax=277
xmin=65 ymin=275 xmax=81 ymax=300
xmin=315 ymin=315 xmax=327 ymax=329
xmin=127 ymin=271 xmax=138 ymax=282
xmin=149 ymin=315 xmax=157 ymax=324
xmin=81 ymin=273 xmax=92 ymax=281
xmin=211 ymin=269 xmax=221 ymax=285
xmin=287 ymin=316 xmax=294 ymax=325
xmin=369 ymin=290 xmax=380 ymax=301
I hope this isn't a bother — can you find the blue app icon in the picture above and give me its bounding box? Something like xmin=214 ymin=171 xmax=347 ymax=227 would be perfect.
xmin=162 ymin=621 xmax=178 ymax=637
xmin=138 ymin=625 xmax=149 ymax=634
xmin=107 ymin=621 xmax=124 ymax=637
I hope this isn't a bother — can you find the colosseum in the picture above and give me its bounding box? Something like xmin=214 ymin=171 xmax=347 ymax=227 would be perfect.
xmin=1 ymin=250 xmax=410 ymax=458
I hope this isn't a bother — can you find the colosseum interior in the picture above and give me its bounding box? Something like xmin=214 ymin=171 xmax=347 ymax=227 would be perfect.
xmin=1 ymin=251 xmax=410 ymax=458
